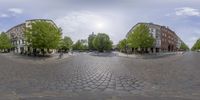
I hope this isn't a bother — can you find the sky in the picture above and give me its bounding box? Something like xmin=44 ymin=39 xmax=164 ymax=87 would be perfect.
xmin=0 ymin=0 xmax=200 ymax=48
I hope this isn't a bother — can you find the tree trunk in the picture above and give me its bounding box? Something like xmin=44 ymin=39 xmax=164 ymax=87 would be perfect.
xmin=141 ymin=48 xmax=144 ymax=54
xmin=47 ymin=48 xmax=50 ymax=53
xmin=41 ymin=49 xmax=45 ymax=56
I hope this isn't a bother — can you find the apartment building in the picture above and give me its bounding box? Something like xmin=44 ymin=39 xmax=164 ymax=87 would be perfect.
xmin=127 ymin=22 xmax=183 ymax=53
xmin=6 ymin=19 xmax=57 ymax=53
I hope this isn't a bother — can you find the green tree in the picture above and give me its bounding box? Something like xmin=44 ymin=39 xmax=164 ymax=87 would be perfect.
xmin=25 ymin=21 xmax=62 ymax=55
xmin=60 ymin=36 xmax=73 ymax=52
xmin=88 ymin=33 xmax=96 ymax=50
xmin=192 ymin=39 xmax=200 ymax=51
xmin=0 ymin=32 xmax=12 ymax=52
xmin=73 ymin=39 xmax=88 ymax=51
xmin=179 ymin=42 xmax=189 ymax=51
xmin=127 ymin=24 xmax=155 ymax=53
xmin=117 ymin=39 xmax=127 ymax=53
xmin=93 ymin=33 xmax=113 ymax=52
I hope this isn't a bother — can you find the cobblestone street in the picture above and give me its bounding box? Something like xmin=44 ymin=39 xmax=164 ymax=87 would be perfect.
xmin=0 ymin=52 xmax=200 ymax=100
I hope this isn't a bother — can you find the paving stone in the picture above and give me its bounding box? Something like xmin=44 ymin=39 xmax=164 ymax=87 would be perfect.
xmin=0 ymin=53 xmax=149 ymax=98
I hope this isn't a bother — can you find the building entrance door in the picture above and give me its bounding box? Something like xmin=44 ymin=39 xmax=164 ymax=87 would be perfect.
xmin=168 ymin=45 xmax=171 ymax=52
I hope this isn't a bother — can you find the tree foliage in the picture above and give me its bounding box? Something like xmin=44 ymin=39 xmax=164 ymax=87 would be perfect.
xmin=127 ymin=24 xmax=155 ymax=49
xmin=60 ymin=36 xmax=73 ymax=52
xmin=88 ymin=33 xmax=96 ymax=50
xmin=25 ymin=21 xmax=62 ymax=50
xmin=93 ymin=33 xmax=113 ymax=52
xmin=117 ymin=39 xmax=127 ymax=52
xmin=0 ymin=32 xmax=12 ymax=51
xmin=73 ymin=39 xmax=88 ymax=51
xmin=192 ymin=39 xmax=200 ymax=51
xmin=179 ymin=42 xmax=189 ymax=51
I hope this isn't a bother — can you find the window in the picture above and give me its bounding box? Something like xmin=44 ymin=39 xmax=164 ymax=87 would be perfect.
xmin=156 ymin=36 xmax=158 ymax=38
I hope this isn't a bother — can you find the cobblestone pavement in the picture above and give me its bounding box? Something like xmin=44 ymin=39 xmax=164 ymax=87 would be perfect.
xmin=0 ymin=52 xmax=199 ymax=100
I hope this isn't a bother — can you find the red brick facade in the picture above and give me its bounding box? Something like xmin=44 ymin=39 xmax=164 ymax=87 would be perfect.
xmin=160 ymin=26 xmax=178 ymax=52
xmin=127 ymin=22 xmax=182 ymax=53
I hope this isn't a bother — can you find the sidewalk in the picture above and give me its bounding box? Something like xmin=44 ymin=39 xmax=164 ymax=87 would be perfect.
xmin=114 ymin=51 xmax=185 ymax=59
xmin=0 ymin=52 xmax=75 ymax=63
xmin=113 ymin=51 xmax=137 ymax=58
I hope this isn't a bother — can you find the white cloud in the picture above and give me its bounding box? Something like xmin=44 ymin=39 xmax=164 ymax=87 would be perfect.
xmin=55 ymin=11 xmax=111 ymax=42
xmin=175 ymin=7 xmax=200 ymax=16
xmin=0 ymin=8 xmax=23 ymax=18
xmin=0 ymin=14 xmax=9 ymax=18
xmin=55 ymin=11 xmax=127 ymax=44
xmin=8 ymin=8 xmax=23 ymax=14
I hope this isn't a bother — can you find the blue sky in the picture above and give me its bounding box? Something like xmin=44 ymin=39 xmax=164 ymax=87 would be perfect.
xmin=0 ymin=0 xmax=200 ymax=48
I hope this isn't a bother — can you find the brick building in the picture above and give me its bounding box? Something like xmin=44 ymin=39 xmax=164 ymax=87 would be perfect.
xmin=160 ymin=26 xmax=181 ymax=52
xmin=126 ymin=22 xmax=183 ymax=53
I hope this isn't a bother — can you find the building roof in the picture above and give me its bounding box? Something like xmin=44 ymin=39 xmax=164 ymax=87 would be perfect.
xmin=25 ymin=19 xmax=58 ymax=28
xmin=126 ymin=22 xmax=185 ymax=45
xmin=26 ymin=19 xmax=53 ymax=22
xmin=6 ymin=19 xmax=58 ymax=33
xmin=126 ymin=22 xmax=177 ymax=37
xmin=6 ymin=23 xmax=25 ymax=33
xmin=126 ymin=22 xmax=160 ymax=37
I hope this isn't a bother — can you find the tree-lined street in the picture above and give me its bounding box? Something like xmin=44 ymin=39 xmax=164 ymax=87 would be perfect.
xmin=1 ymin=1 xmax=200 ymax=100
xmin=0 ymin=52 xmax=199 ymax=100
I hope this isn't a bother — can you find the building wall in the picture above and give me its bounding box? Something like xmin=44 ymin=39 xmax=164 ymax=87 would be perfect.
xmin=147 ymin=23 xmax=161 ymax=48
xmin=6 ymin=19 xmax=57 ymax=54
xmin=6 ymin=23 xmax=26 ymax=53
xmin=126 ymin=22 xmax=183 ymax=53
xmin=160 ymin=26 xmax=178 ymax=52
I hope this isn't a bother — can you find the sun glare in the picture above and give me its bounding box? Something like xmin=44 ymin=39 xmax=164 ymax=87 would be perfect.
xmin=96 ymin=22 xmax=104 ymax=29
